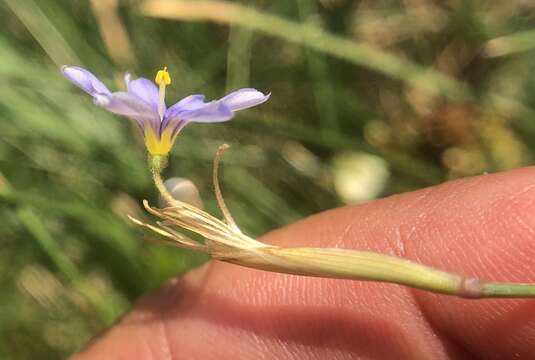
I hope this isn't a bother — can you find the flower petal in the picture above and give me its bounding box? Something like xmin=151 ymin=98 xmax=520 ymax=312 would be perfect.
xmin=164 ymin=95 xmax=206 ymax=118
xmin=161 ymin=95 xmax=206 ymax=130
xmin=62 ymin=66 xmax=111 ymax=96
xmin=180 ymin=101 xmax=233 ymax=123
xmin=219 ymin=88 xmax=270 ymax=112
xmin=95 ymin=91 xmax=160 ymax=130
xmin=161 ymin=101 xmax=232 ymax=139
xmin=125 ymin=74 xmax=160 ymax=112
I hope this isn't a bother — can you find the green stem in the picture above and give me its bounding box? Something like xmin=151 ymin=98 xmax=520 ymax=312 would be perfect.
xmin=150 ymin=159 xmax=178 ymax=207
xmin=147 ymin=154 xmax=535 ymax=299
xmin=219 ymin=247 xmax=535 ymax=298
xmin=481 ymin=282 xmax=535 ymax=298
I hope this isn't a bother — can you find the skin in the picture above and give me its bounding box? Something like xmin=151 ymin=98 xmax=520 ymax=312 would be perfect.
xmin=73 ymin=167 xmax=535 ymax=359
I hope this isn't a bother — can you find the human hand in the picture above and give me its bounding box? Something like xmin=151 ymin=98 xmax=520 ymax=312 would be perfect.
xmin=72 ymin=167 xmax=535 ymax=359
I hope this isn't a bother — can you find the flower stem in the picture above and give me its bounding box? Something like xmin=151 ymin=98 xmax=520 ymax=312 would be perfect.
xmin=217 ymin=246 xmax=535 ymax=298
xmin=149 ymin=156 xmax=178 ymax=207
xmin=481 ymin=282 xmax=535 ymax=298
xmin=143 ymin=148 xmax=535 ymax=299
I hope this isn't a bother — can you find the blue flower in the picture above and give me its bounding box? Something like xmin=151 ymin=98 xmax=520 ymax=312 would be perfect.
xmin=62 ymin=66 xmax=269 ymax=156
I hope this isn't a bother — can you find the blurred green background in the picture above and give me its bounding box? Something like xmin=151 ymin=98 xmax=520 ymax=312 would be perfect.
xmin=2 ymin=0 xmax=535 ymax=358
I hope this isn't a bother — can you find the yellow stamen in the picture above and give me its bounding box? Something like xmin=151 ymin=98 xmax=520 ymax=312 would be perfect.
xmin=155 ymin=67 xmax=171 ymax=119
xmin=155 ymin=67 xmax=171 ymax=85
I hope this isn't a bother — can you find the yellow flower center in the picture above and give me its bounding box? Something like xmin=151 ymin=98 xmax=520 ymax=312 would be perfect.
xmin=144 ymin=125 xmax=175 ymax=156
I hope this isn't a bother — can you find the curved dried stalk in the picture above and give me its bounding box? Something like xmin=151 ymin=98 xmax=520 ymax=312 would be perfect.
xmin=213 ymin=143 xmax=240 ymax=233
